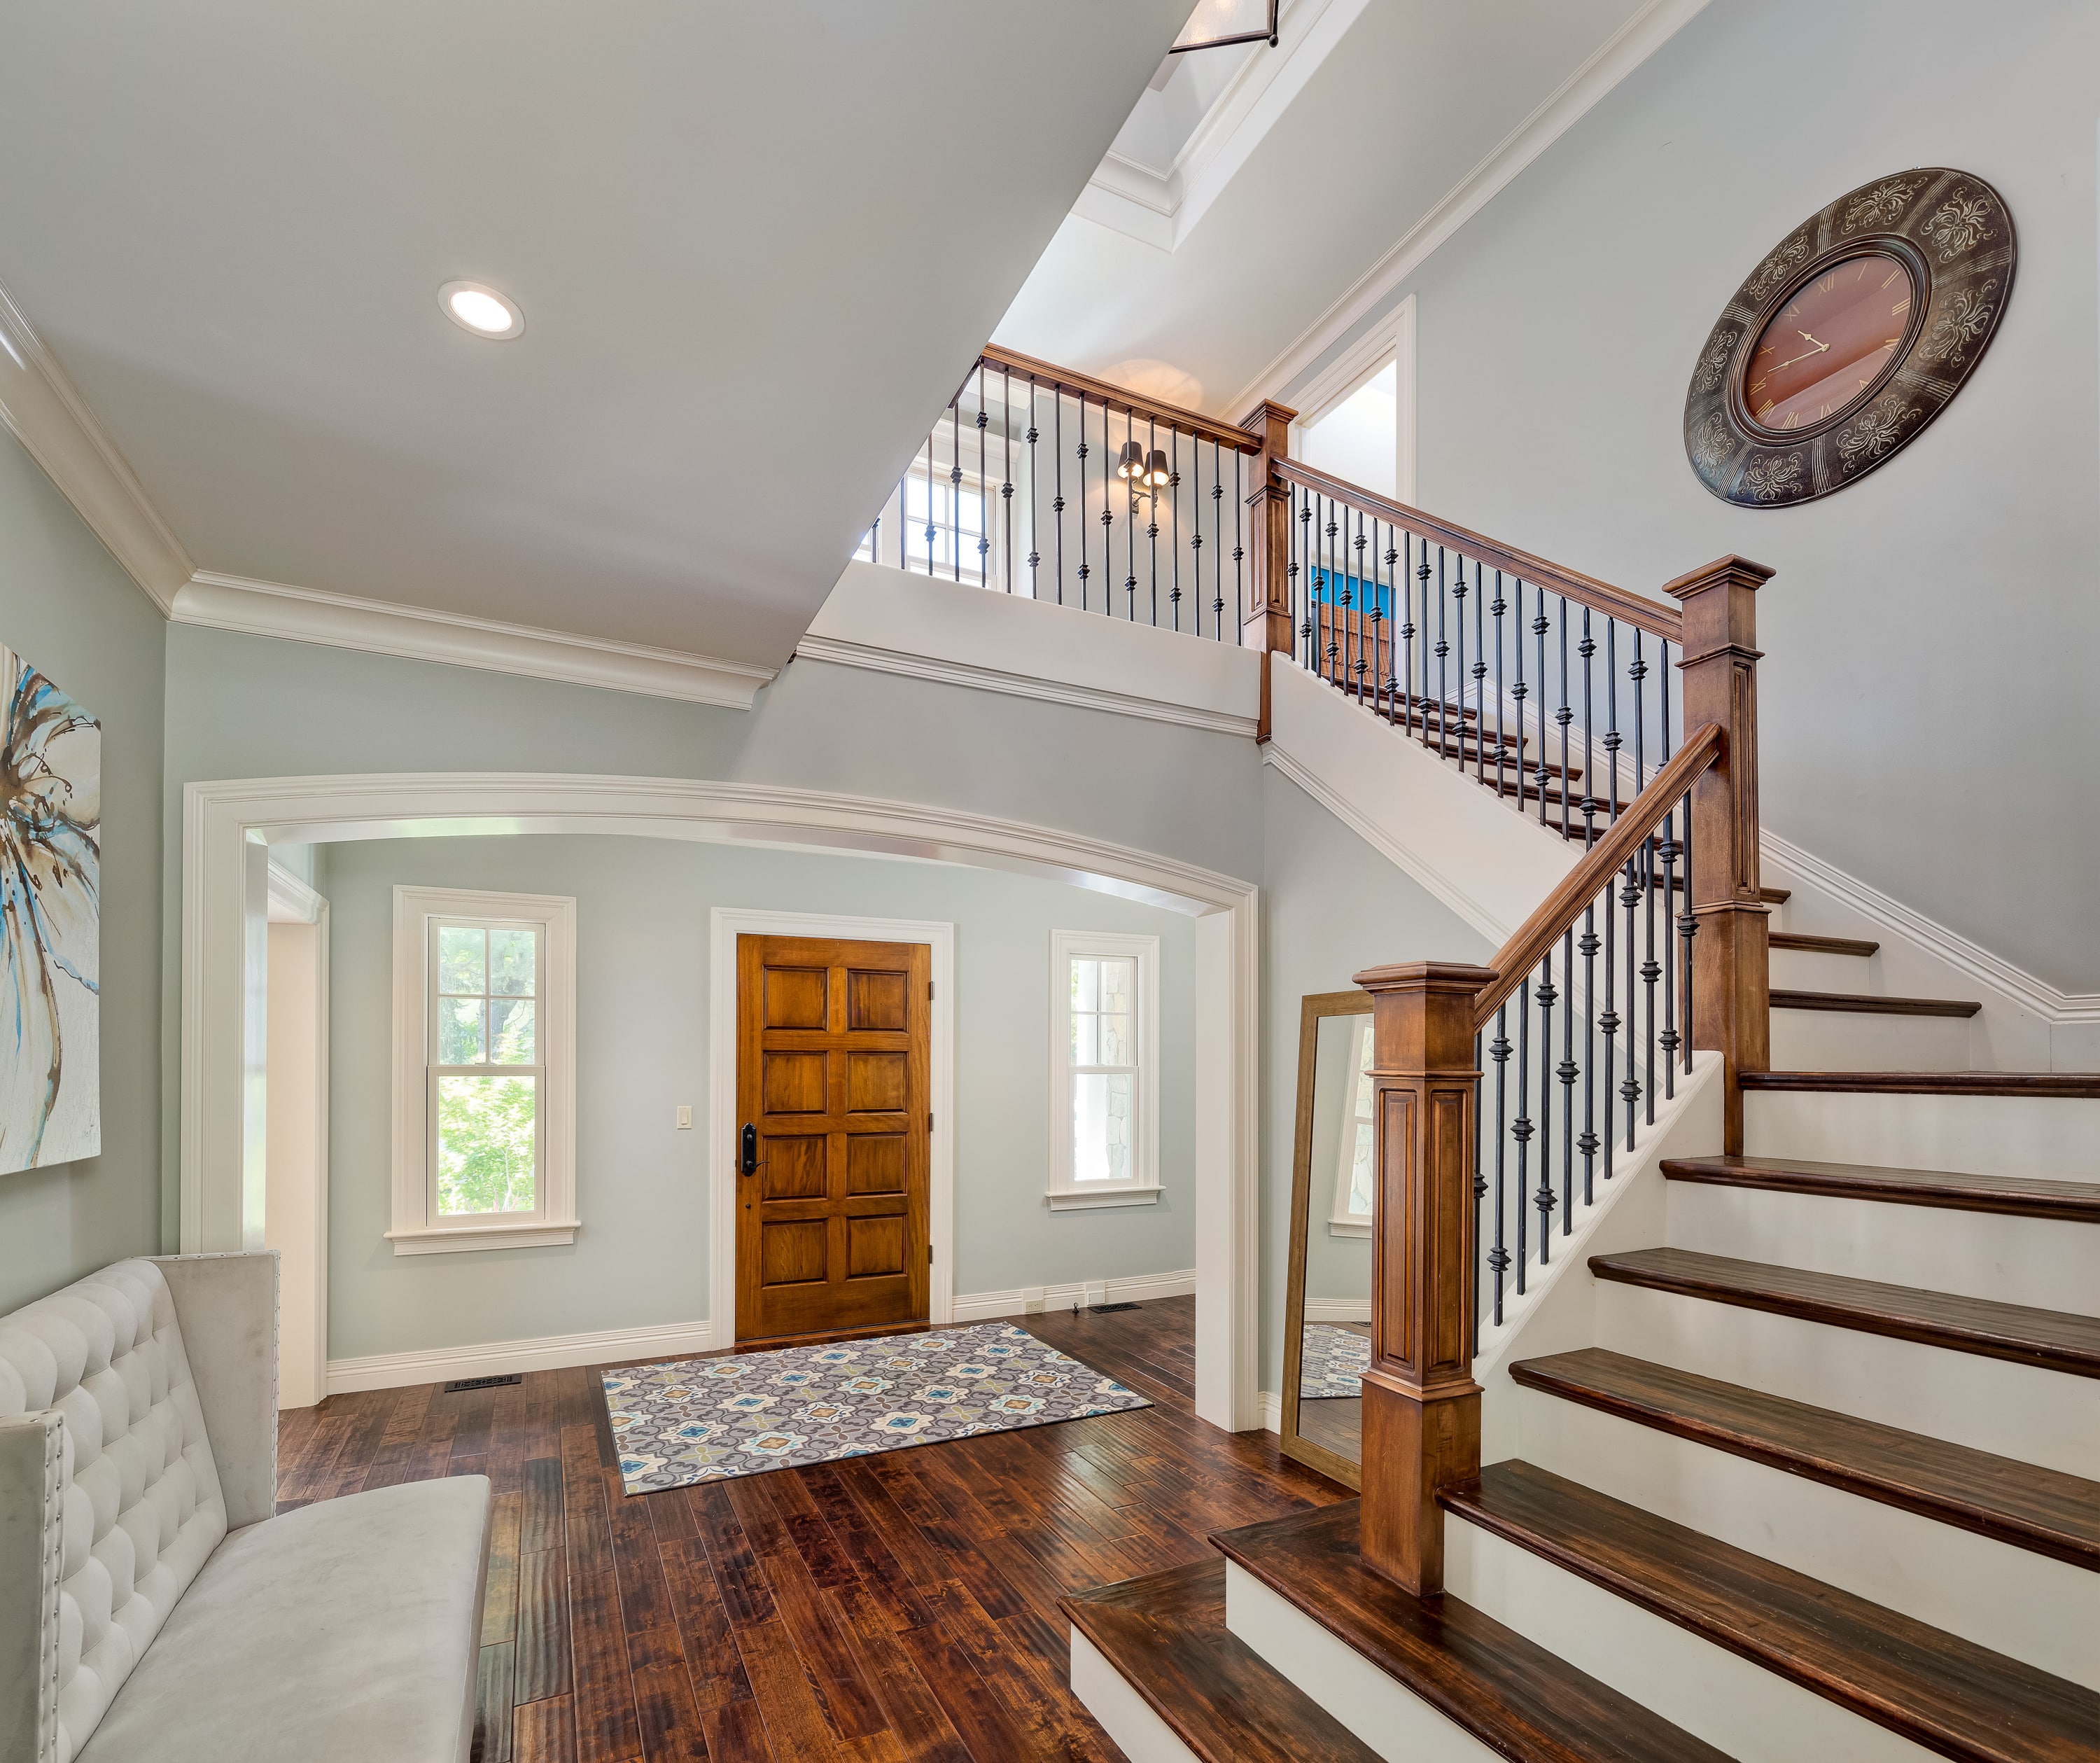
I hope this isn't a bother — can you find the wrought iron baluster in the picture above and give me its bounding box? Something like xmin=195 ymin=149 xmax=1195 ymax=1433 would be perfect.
xmin=975 ymin=371 xmax=990 ymax=585
xmin=1382 ymin=533 xmax=1401 ymax=725
xmin=1436 ymin=545 xmax=1452 ymax=759
xmin=1368 ymin=518 xmax=1386 ymax=715
xmin=1681 ymin=786 xmax=1698 ymax=1074
xmin=1471 ymin=562 xmax=1487 ymax=786
xmin=1513 ymin=977 xmax=1532 ymax=1294
xmin=1211 ymin=446 xmax=1226 ymax=638
xmin=1535 ymin=953 xmax=1557 ymax=1262
xmin=1101 ymin=400 xmax=1114 ymax=615
xmin=1291 ymin=487 xmax=1308 ymax=669
xmin=1001 ymin=367 xmax=1013 ymax=592
xmin=1232 ymin=450 xmax=1245 ymax=642
xmin=1492 ymin=571 xmax=1508 ymax=802
xmin=1621 ymin=854 xmax=1643 ymax=1150
xmin=1473 ymin=1026 xmax=1486 ymax=1356
xmin=1579 ymin=607 xmax=1597 ymax=839
xmin=1488 ymin=1007 xmax=1511 ymax=1325
xmin=1642 ymin=834 xmax=1660 ymax=1127
xmin=1147 ymin=417 xmax=1158 ymax=627
xmin=1053 ymin=393 xmax=1065 ymax=604
xmin=1560 ymin=924 xmax=1577 ymax=1233
xmin=1659 ymin=807 xmax=1681 ymax=1101
xmin=1631 ymin=630 xmax=1648 ymax=793
xmin=1169 ymin=433 xmax=1182 ymax=634
xmin=1534 ymin=593 xmax=1553 ymax=825
xmin=1601 ymin=863 xmax=1619 ymax=1185
xmin=951 ymin=390 xmax=965 ymax=585
xmin=1580 ymin=889 xmax=1601 ymax=1206
xmin=1604 ymin=618 xmax=1621 ymax=823
xmin=1352 ymin=510 xmax=1371 ymax=700
xmin=1555 ymin=596 xmax=1572 ymax=837
xmin=1510 ymin=578 xmax=1527 ymax=813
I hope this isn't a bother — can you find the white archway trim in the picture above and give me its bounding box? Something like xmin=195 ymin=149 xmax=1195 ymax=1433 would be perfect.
xmin=181 ymin=771 xmax=1262 ymax=1430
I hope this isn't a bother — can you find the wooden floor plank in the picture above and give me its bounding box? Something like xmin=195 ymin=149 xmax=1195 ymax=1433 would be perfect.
xmin=278 ymin=1295 xmax=1352 ymax=1763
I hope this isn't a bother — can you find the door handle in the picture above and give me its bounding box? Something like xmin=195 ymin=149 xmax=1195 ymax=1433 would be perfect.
xmin=741 ymin=1122 xmax=759 ymax=1176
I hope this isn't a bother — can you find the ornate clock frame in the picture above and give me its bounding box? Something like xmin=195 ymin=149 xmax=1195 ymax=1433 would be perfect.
xmin=1684 ymin=168 xmax=2015 ymax=508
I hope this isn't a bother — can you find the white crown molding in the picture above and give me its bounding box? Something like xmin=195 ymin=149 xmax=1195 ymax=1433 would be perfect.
xmin=795 ymin=631 xmax=1258 ymax=737
xmin=1232 ymin=0 xmax=1712 ymax=414
xmin=1762 ymin=830 xmax=2100 ymax=1027
xmin=0 ymin=274 xmax=193 ymax=613
xmin=173 ymin=570 xmax=777 ymax=708
xmin=1075 ymin=0 xmax=1370 ymax=252
xmin=325 ymin=1316 xmax=715 ymax=1395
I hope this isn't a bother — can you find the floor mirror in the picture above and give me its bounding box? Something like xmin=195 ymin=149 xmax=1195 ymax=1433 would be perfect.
xmin=1279 ymin=989 xmax=1376 ymax=1489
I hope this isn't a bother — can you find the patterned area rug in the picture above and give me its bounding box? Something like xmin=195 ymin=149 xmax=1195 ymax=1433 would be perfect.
xmin=602 ymin=1320 xmax=1153 ymax=1494
xmin=1300 ymin=1322 xmax=1371 ymax=1399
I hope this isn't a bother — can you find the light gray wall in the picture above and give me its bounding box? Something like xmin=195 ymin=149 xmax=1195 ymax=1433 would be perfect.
xmin=160 ymin=625 xmax=1264 ymax=1239
xmin=1260 ymin=767 xmax=1490 ymax=1391
xmin=317 ymin=832 xmax=1196 ymax=1360
xmin=0 ymin=431 xmax=165 ymax=1311
xmin=1290 ymin=0 xmax=2100 ymax=991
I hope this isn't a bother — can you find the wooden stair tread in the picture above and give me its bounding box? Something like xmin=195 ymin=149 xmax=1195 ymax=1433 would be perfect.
xmin=1208 ymin=1501 xmax=1737 ymax=1763
xmin=1589 ymin=1247 xmax=2100 ymax=1377
xmin=1769 ymin=931 xmax=1878 ymax=956
xmin=1440 ymin=1461 xmax=2099 ymax=1763
xmin=1770 ymin=987 xmax=1980 ymax=1017
xmin=1510 ymin=1347 xmax=2100 ymax=1568
xmin=1743 ymin=1070 xmax=2100 ymax=1098
xmin=1660 ymin=1153 xmax=2100 ymax=1220
xmin=1062 ymin=1559 xmax=1382 ymax=1763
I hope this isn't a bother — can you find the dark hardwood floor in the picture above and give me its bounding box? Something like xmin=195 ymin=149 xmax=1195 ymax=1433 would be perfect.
xmin=276 ymin=1297 xmax=1348 ymax=1762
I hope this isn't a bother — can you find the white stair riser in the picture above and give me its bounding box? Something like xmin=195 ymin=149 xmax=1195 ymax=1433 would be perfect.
xmin=1768 ymin=1006 xmax=1970 ymax=1071
xmin=1069 ymin=1630 xmax=1203 ymax=1763
xmin=1746 ymin=1090 xmax=2100 ymax=1183
xmin=1768 ymin=947 xmax=1872 ymax=990
xmin=1442 ymin=1514 xmax=1943 ymax=1763
xmin=1665 ymin=1180 xmax=2099 ymax=1316
xmin=1595 ymin=1281 xmax=2099 ymax=1476
xmin=1512 ymin=1388 xmax=2100 ymax=1688
xmin=1223 ymin=1564 xmax=1502 ymax=1763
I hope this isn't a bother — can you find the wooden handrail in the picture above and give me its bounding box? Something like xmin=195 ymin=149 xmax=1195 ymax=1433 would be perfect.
xmin=1273 ymin=458 xmax=1683 ymax=641
xmin=1473 ymin=722 xmax=1725 ymax=1029
xmin=976 ymin=344 xmax=1265 ymax=454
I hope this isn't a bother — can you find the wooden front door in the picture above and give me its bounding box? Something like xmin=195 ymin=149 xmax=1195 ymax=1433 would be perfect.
xmin=734 ymin=933 xmax=931 ymax=1345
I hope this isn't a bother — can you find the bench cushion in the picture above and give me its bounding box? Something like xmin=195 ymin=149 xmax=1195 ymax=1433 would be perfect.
xmin=77 ymin=1475 xmax=492 ymax=1763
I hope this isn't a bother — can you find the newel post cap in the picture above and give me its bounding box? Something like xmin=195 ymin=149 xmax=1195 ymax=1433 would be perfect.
xmin=1660 ymin=555 xmax=1776 ymax=602
xmin=1352 ymin=961 xmax=1499 ymax=995
xmin=1237 ymin=398 xmax=1298 ymax=453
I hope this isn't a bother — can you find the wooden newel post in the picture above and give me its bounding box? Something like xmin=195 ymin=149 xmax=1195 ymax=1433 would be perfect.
xmin=1663 ymin=555 xmax=1774 ymax=1155
xmin=1350 ymin=959 xmax=1497 ymax=1595
xmin=1238 ymin=398 xmax=1298 ymax=740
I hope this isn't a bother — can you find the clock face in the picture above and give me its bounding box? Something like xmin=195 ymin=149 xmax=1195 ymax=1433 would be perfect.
xmin=1744 ymin=253 xmax=1914 ymax=432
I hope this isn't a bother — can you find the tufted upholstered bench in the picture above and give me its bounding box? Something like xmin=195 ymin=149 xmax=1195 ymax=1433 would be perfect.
xmin=0 ymin=1253 xmax=493 ymax=1763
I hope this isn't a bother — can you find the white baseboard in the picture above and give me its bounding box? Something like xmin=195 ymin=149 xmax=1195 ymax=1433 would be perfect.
xmin=324 ymin=1317 xmax=715 ymax=1394
xmin=322 ymin=1267 xmax=1199 ymax=1393
xmin=950 ymin=1267 xmax=1198 ymax=1323
xmin=1305 ymin=1298 xmax=1371 ymax=1323
xmin=1258 ymin=1388 xmax=1282 ymax=1432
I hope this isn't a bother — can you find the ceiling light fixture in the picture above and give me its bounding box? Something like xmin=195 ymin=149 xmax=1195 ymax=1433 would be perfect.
xmin=438 ymin=280 xmax=524 ymax=340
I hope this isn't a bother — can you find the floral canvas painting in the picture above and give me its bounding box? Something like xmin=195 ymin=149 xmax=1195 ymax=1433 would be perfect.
xmin=0 ymin=647 xmax=99 ymax=1173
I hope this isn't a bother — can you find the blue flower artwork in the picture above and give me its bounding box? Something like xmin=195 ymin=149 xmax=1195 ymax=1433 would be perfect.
xmin=0 ymin=648 xmax=98 ymax=1175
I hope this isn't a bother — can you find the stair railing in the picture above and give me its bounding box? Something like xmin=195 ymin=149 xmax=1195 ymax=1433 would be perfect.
xmin=859 ymin=346 xmax=1264 ymax=639
xmin=1344 ymin=554 xmax=1771 ymax=1599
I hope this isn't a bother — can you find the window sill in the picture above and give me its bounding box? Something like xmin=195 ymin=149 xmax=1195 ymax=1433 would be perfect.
xmin=385 ymin=1218 xmax=582 ymax=1255
xmin=1326 ymin=1219 xmax=1371 ymax=1239
xmin=1046 ymin=1186 xmax=1163 ymax=1212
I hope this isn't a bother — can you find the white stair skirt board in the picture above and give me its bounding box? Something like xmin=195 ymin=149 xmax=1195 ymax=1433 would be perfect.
xmin=1510 ymin=1385 xmax=2100 ymax=1689
xmin=1665 ymin=1180 xmax=2099 ymax=1316
xmin=1441 ymin=1513 xmax=1945 ymax=1763
xmin=1744 ymin=1089 xmax=2100 ymax=1183
xmin=1222 ymin=1565 xmax=1502 ymax=1763
xmin=1767 ymin=945 xmax=1872 ymax=991
xmin=1767 ymin=1004 xmax=1970 ymax=1072
xmin=1594 ymin=1281 xmax=2099 ymax=1477
xmin=1068 ymin=1630 xmax=1203 ymax=1763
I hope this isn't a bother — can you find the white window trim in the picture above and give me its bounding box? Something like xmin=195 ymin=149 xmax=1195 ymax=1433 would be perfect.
xmin=1289 ymin=293 xmax=1418 ymax=504
xmin=1329 ymin=1014 xmax=1373 ymax=1239
xmin=1049 ymin=929 xmax=1161 ymax=1211
xmin=389 ymin=884 xmax=578 ymax=1254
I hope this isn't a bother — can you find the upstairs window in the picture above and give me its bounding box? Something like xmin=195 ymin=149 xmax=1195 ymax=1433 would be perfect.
xmin=1048 ymin=931 xmax=1160 ymax=1210
xmin=390 ymin=886 xmax=577 ymax=1253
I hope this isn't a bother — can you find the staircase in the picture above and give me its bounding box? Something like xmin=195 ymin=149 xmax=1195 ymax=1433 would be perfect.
xmin=1035 ymin=410 xmax=2099 ymax=1759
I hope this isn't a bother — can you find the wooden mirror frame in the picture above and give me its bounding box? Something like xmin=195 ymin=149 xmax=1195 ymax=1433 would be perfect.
xmin=1278 ymin=989 xmax=1373 ymax=1490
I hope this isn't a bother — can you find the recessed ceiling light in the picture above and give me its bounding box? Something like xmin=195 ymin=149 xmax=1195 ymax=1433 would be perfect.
xmin=439 ymin=280 xmax=524 ymax=340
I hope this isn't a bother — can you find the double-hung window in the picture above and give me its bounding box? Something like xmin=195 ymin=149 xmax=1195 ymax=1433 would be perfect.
xmin=389 ymin=886 xmax=578 ymax=1253
xmin=1329 ymin=1016 xmax=1376 ymax=1237
xmin=1048 ymin=930 xmax=1160 ymax=1210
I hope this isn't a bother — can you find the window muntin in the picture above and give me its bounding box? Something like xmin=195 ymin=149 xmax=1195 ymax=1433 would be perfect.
xmin=1048 ymin=931 xmax=1159 ymax=1208
xmin=429 ymin=919 xmax=544 ymax=1219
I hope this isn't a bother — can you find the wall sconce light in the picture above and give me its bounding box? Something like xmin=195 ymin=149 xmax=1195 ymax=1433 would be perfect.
xmin=1119 ymin=443 xmax=1175 ymax=502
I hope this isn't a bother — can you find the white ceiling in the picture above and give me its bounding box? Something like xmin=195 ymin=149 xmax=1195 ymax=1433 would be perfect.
xmin=997 ymin=0 xmax=1681 ymax=421
xmin=0 ymin=1 xmax=1187 ymax=670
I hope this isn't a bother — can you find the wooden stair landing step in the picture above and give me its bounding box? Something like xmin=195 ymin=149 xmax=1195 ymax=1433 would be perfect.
xmin=1769 ymin=931 xmax=1879 ymax=957
xmin=1511 ymin=1347 xmax=2100 ymax=1569
xmin=1660 ymin=1153 xmax=2100 ymax=1222
xmin=1208 ymin=1500 xmax=1734 ymax=1763
xmin=1742 ymin=1070 xmax=2100 ymax=1098
xmin=1060 ymin=1558 xmax=1382 ymax=1763
xmin=1441 ymin=1461 xmax=2098 ymax=1763
xmin=1589 ymin=1247 xmax=2100 ymax=1378
xmin=1770 ymin=988 xmax=1980 ymax=1017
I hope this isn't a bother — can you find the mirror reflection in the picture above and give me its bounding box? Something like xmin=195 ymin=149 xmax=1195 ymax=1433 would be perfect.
xmin=1282 ymin=994 xmax=1374 ymax=1482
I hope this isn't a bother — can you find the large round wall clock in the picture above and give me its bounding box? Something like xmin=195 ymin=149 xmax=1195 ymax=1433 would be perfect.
xmin=1684 ymin=168 xmax=2014 ymax=508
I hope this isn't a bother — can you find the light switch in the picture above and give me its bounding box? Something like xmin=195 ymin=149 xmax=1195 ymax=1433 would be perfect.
xmin=676 ymin=1105 xmax=692 ymax=1130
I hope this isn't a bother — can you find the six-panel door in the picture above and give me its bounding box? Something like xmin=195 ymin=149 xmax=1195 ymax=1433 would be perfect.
xmin=734 ymin=933 xmax=931 ymax=1344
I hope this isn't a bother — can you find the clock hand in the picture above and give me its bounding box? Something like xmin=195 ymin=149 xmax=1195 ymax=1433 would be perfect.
xmin=1797 ymin=331 xmax=1830 ymax=351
